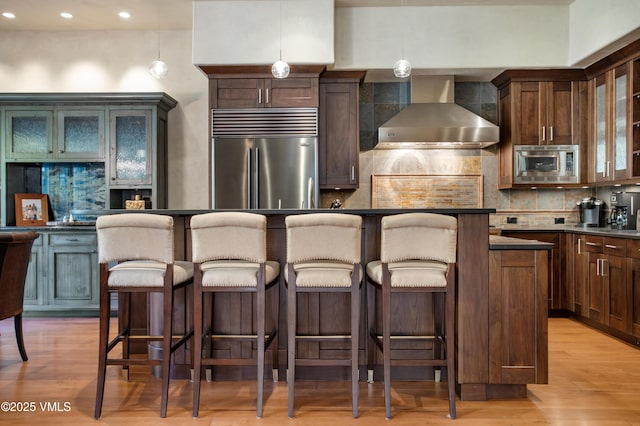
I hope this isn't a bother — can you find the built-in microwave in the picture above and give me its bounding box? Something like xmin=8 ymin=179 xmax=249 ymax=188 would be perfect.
xmin=514 ymin=144 xmax=579 ymax=184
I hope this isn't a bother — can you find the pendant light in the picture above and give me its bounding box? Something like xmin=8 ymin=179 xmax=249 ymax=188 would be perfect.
xmin=393 ymin=0 xmax=411 ymax=79
xmin=149 ymin=31 xmax=168 ymax=79
xmin=272 ymin=0 xmax=290 ymax=79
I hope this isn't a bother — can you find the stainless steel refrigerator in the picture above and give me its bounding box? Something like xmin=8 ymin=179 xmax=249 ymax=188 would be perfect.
xmin=212 ymin=136 xmax=318 ymax=209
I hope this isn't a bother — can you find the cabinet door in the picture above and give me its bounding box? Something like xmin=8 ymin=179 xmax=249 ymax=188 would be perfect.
xmin=629 ymin=258 xmax=640 ymax=338
xmin=22 ymin=235 xmax=43 ymax=307
xmin=546 ymin=81 xmax=573 ymax=145
xmin=592 ymin=66 xmax=629 ymax=182
xmin=109 ymin=109 xmax=152 ymax=186
xmin=4 ymin=109 xmax=54 ymax=160
xmin=214 ymin=78 xmax=264 ymax=108
xmin=319 ymin=82 xmax=359 ymax=189
xmin=606 ymin=254 xmax=628 ymax=332
xmin=57 ymin=108 xmax=105 ymax=160
xmin=593 ymin=74 xmax=609 ymax=182
xmin=612 ymin=64 xmax=629 ymax=180
xmin=489 ymin=250 xmax=547 ymax=385
xmin=513 ymin=82 xmax=542 ymax=145
xmin=267 ymin=77 xmax=319 ymax=108
xmin=573 ymin=234 xmax=589 ymax=316
xmin=47 ymin=234 xmax=98 ymax=307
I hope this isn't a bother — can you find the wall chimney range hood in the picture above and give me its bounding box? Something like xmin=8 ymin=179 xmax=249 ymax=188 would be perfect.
xmin=376 ymin=75 xmax=499 ymax=149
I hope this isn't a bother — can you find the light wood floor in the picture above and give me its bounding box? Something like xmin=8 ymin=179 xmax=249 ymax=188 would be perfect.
xmin=1 ymin=317 xmax=640 ymax=425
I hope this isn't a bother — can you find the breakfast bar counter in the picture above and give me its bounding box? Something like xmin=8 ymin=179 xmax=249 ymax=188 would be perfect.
xmin=72 ymin=208 xmax=549 ymax=400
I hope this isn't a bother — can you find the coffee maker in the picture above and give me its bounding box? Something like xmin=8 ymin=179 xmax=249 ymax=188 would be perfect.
xmin=577 ymin=197 xmax=603 ymax=227
xmin=609 ymin=205 xmax=629 ymax=229
xmin=610 ymin=192 xmax=640 ymax=230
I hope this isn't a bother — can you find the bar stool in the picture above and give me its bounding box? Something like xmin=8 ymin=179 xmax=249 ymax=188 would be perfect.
xmin=190 ymin=212 xmax=280 ymax=418
xmin=94 ymin=213 xmax=194 ymax=419
xmin=285 ymin=212 xmax=362 ymax=418
xmin=366 ymin=212 xmax=457 ymax=419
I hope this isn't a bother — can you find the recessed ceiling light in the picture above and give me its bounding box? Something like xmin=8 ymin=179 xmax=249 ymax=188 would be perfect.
xmin=118 ymin=11 xmax=130 ymax=19
xmin=60 ymin=12 xmax=73 ymax=19
xmin=2 ymin=12 xmax=16 ymax=19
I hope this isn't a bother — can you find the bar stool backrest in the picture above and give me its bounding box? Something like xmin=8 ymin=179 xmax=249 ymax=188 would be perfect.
xmin=191 ymin=212 xmax=267 ymax=263
xmin=380 ymin=213 xmax=457 ymax=264
xmin=96 ymin=213 xmax=174 ymax=264
xmin=285 ymin=213 xmax=362 ymax=264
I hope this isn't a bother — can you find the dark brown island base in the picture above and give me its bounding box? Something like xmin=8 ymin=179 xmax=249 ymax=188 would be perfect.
xmin=76 ymin=208 xmax=551 ymax=401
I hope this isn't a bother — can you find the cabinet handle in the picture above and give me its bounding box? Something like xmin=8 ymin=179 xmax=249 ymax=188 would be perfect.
xmin=265 ymin=88 xmax=269 ymax=104
xmin=601 ymin=258 xmax=608 ymax=276
xmin=605 ymin=244 xmax=617 ymax=249
xmin=65 ymin=238 xmax=79 ymax=242
xmin=541 ymin=126 xmax=546 ymax=142
xmin=549 ymin=126 xmax=553 ymax=142
xmin=607 ymin=161 xmax=611 ymax=177
xmin=596 ymin=258 xmax=600 ymax=275
xmin=351 ymin=165 xmax=355 ymax=182
xmin=577 ymin=238 xmax=583 ymax=254
xmin=585 ymin=241 xmax=599 ymax=247
xmin=258 ymin=88 xmax=262 ymax=105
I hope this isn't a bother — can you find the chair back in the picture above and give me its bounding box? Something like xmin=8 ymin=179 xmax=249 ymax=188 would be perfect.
xmin=0 ymin=232 xmax=39 ymax=320
xmin=191 ymin=212 xmax=267 ymax=263
xmin=285 ymin=213 xmax=361 ymax=264
xmin=380 ymin=213 xmax=457 ymax=264
xmin=96 ymin=213 xmax=174 ymax=264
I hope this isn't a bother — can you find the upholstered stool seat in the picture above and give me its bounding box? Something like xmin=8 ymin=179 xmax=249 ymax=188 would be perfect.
xmin=94 ymin=213 xmax=194 ymax=419
xmin=366 ymin=212 xmax=457 ymax=420
xmin=190 ymin=212 xmax=280 ymax=419
xmin=285 ymin=212 xmax=362 ymax=419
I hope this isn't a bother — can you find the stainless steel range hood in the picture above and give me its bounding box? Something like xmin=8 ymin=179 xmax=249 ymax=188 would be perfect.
xmin=376 ymin=75 xmax=499 ymax=149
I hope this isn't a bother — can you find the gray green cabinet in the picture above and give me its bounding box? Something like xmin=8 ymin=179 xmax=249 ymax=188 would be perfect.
xmin=0 ymin=93 xmax=176 ymax=225
xmin=22 ymin=230 xmax=99 ymax=316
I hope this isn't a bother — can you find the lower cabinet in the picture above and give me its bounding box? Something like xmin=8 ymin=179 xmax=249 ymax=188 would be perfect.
xmin=626 ymin=239 xmax=640 ymax=339
xmin=489 ymin=248 xmax=548 ymax=387
xmin=23 ymin=230 xmax=98 ymax=315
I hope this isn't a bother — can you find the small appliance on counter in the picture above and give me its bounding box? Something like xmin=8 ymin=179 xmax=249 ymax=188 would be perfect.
xmin=576 ymin=197 xmax=603 ymax=227
xmin=610 ymin=192 xmax=640 ymax=230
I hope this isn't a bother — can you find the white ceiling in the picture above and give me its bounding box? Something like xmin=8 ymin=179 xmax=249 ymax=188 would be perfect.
xmin=0 ymin=0 xmax=574 ymax=32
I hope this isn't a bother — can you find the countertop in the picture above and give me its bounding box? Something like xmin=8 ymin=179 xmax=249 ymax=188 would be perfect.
xmin=497 ymin=224 xmax=640 ymax=239
xmin=489 ymin=235 xmax=554 ymax=250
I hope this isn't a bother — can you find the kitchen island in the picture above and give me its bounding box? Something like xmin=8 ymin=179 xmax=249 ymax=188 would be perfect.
xmin=69 ymin=207 xmax=550 ymax=400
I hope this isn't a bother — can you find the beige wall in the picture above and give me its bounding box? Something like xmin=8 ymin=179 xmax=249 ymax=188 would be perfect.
xmin=0 ymin=30 xmax=210 ymax=209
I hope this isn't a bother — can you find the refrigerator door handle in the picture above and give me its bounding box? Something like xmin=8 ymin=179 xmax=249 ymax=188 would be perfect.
xmin=246 ymin=151 xmax=251 ymax=208
xmin=307 ymin=176 xmax=314 ymax=209
xmin=255 ymin=147 xmax=260 ymax=208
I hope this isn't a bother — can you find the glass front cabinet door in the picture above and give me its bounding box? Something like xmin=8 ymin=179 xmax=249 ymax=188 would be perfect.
xmin=4 ymin=109 xmax=54 ymax=160
xmin=109 ymin=109 xmax=152 ymax=186
xmin=57 ymin=108 xmax=105 ymax=160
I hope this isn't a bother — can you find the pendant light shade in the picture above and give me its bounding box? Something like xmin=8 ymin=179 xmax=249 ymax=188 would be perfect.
xmin=149 ymin=31 xmax=168 ymax=79
xmin=272 ymin=60 xmax=290 ymax=79
xmin=393 ymin=59 xmax=411 ymax=78
xmin=272 ymin=0 xmax=289 ymax=79
xmin=149 ymin=59 xmax=168 ymax=79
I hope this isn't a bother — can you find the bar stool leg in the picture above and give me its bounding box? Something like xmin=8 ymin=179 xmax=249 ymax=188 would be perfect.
xmin=287 ymin=263 xmax=296 ymax=419
xmin=382 ymin=264 xmax=392 ymax=420
xmin=256 ymin=265 xmax=266 ymax=418
xmin=192 ymin=269 xmax=203 ymax=418
xmin=160 ymin=277 xmax=173 ymax=418
xmin=94 ymin=270 xmax=110 ymax=420
xmin=351 ymin=267 xmax=360 ymax=418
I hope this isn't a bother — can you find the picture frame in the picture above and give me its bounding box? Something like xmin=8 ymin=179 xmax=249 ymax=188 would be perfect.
xmin=15 ymin=193 xmax=49 ymax=227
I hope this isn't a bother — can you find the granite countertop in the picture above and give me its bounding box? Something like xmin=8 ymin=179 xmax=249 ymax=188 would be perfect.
xmin=489 ymin=235 xmax=554 ymax=250
xmin=497 ymin=224 xmax=640 ymax=239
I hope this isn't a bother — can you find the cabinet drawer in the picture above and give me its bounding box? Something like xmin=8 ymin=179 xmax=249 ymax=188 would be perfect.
xmin=603 ymin=237 xmax=626 ymax=257
xmin=583 ymin=235 xmax=604 ymax=253
xmin=626 ymin=238 xmax=640 ymax=259
xmin=48 ymin=233 xmax=97 ymax=246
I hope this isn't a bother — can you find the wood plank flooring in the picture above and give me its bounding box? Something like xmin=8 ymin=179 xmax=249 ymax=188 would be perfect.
xmin=1 ymin=317 xmax=639 ymax=425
